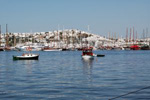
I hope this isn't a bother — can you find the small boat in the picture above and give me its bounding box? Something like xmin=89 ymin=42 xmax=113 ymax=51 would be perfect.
xmin=13 ymin=53 xmax=39 ymax=60
xmin=4 ymin=46 xmax=11 ymax=51
xmin=141 ymin=45 xmax=150 ymax=50
xmin=0 ymin=47 xmax=4 ymax=51
xmin=82 ymin=47 xmax=94 ymax=60
xmin=94 ymin=54 xmax=105 ymax=57
xmin=42 ymin=46 xmax=62 ymax=51
xmin=130 ymin=45 xmax=140 ymax=50
xmin=13 ymin=47 xmax=39 ymax=60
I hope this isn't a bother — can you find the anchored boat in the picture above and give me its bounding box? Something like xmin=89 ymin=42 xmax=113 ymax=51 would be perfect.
xmin=82 ymin=47 xmax=105 ymax=60
xmin=13 ymin=53 xmax=39 ymax=60
xmin=82 ymin=47 xmax=94 ymax=60
xmin=13 ymin=46 xmax=39 ymax=60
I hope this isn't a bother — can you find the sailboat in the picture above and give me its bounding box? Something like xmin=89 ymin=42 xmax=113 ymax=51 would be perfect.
xmin=13 ymin=46 xmax=39 ymax=60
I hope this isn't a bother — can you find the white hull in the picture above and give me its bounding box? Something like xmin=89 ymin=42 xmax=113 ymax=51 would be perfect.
xmin=82 ymin=55 xmax=94 ymax=60
xmin=43 ymin=49 xmax=62 ymax=51
xmin=17 ymin=54 xmax=38 ymax=58
xmin=13 ymin=53 xmax=39 ymax=60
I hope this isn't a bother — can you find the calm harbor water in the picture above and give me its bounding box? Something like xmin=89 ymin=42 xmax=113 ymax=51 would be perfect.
xmin=0 ymin=50 xmax=150 ymax=100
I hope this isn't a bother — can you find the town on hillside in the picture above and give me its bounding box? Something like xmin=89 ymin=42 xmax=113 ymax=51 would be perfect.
xmin=0 ymin=25 xmax=150 ymax=51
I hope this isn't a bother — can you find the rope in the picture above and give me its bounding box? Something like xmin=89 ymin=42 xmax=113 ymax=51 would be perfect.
xmin=109 ymin=86 xmax=150 ymax=100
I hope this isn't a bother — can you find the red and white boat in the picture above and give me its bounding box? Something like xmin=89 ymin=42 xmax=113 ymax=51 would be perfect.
xmin=82 ymin=47 xmax=94 ymax=60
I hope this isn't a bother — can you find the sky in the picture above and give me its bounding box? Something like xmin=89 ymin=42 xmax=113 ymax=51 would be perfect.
xmin=0 ymin=0 xmax=150 ymax=38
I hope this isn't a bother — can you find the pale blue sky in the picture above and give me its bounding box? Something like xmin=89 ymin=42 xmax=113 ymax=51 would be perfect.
xmin=0 ymin=0 xmax=150 ymax=37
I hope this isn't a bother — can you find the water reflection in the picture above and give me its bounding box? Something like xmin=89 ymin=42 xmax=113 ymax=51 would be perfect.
xmin=14 ymin=60 xmax=38 ymax=74
xmin=81 ymin=59 xmax=94 ymax=81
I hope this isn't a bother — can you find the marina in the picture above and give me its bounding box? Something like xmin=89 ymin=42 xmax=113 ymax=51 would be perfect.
xmin=0 ymin=27 xmax=150 ymax=52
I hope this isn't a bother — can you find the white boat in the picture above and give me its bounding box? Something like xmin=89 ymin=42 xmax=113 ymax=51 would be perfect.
xmin=13 ymin=47 xmax=39 ymax=60
xmin=15 ymin=45 xmax=43 ymax=51
xmin=13 ymin=53 xmax=39 ymax=60
xmin=42 ymin=46 xmax=62 ymax=51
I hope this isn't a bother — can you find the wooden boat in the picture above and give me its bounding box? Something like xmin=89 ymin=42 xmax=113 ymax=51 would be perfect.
xmin=82 ymin=47 xmax=94 ymax=60
xmin=13 ymin=53 xmax=39 ymax=60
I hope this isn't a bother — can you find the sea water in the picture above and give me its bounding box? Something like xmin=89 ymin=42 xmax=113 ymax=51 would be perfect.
xmin=0 ymin=50 xmax=150 ymax=100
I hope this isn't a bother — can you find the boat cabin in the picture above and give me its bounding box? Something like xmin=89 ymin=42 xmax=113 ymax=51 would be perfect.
xmin=82 ymin=47 xmax=93 ymax=56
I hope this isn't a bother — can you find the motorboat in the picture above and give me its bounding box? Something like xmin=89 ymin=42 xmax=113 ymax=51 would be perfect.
xmin=13 ymin=46 xmax=39 ymax=60
xmin=82 ymin=47 xmax=94 ymax=60
xmin=13 ymin=53 xmax=39 ymax=60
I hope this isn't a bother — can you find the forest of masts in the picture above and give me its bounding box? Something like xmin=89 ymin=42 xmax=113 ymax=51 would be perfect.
xmin=0 ymin=24 xmax=149 ymax=49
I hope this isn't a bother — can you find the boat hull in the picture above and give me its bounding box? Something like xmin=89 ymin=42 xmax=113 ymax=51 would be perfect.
xmin=82 ymin=55 xmax=94 ymax=60
xmin=43 ymin=48 xmax=62 ymax=51
xmin=0 ymin=48 xmax=4 ymax=51
xmin=13 ymin=55 xmax=39 ymax=60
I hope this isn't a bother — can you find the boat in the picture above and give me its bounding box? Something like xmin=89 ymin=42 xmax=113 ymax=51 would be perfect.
xmin=94 ymin=54 xmax=105 ymax=57
xmin=130 ymin=45 xmax=140 ymax=50
xmin=0 ymin=47 xmax=4 ymax=51
xmin=13 ymin=47 xmax=39 ymax=60
xmin=141 ymin=45 xmax=150 ymax=50
xmin=13 ymin=53 xmax=39 ymax=60
xmin=82 ymin=47 xmax=94 ymax=60
xmin=42 ymin=46 xmax=62 ymax=51
xmin=4 ymin=46 xmax=11 ymax=51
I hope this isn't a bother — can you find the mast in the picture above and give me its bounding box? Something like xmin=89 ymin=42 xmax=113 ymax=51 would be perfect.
xmin=143 ymin=29 xmax=145 ymax=40
xmin=126 ymin=28 xmax=128 ymax=42
xmin=130 ymin=28 xmax=132 ymax=42
xmin=133 ymin=27 xmax=134 ymax=42
xmin=0 ymin=25 xmax=1 ymax=46
xmin=114 ymin=32 xmax=116 ymax=40
xmin=6 ymin=24 xmax=9 ymax=47
xmin=136 ymin=31 xmax=138 ymax=42
xmin=108 ymin=32 xmax=110 ymax=39
xmin=146 ymin=28 xmax=148 ymax=41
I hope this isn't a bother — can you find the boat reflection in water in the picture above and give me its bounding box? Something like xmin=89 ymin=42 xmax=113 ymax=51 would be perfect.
xmin=81 ymin=58 xmax=94 ymax=81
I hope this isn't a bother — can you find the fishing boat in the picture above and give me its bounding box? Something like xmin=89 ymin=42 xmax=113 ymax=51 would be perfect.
xmin=13 ymin=53 xmax=39 ymax=60
xmin=13 ymin=46 xmax=39 ymax=60
xmin=82 ymin=47 xmax=94 ymax=60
